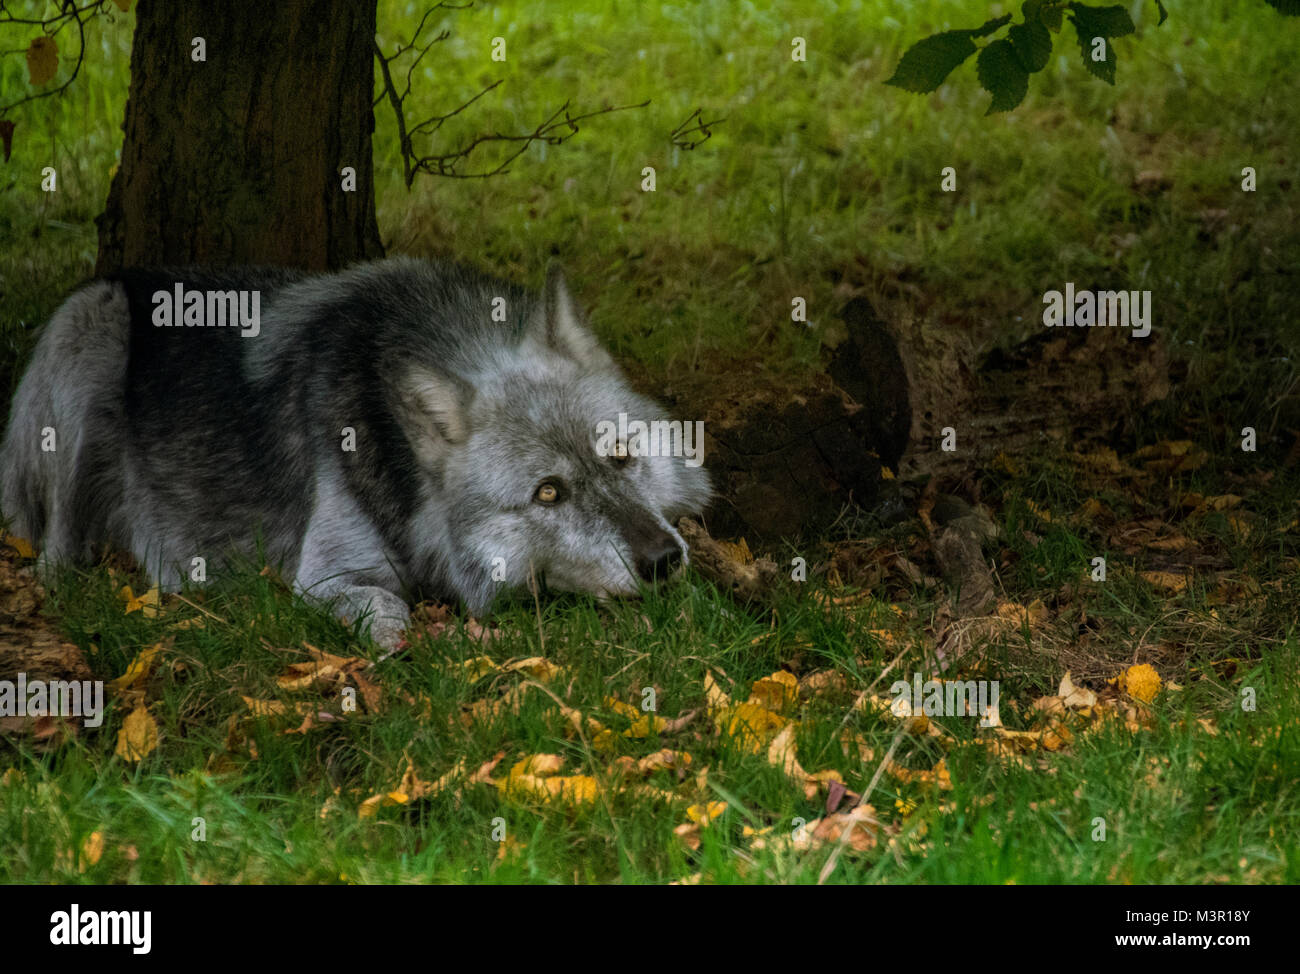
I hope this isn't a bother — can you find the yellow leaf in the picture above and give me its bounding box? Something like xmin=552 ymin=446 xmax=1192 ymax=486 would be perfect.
xmin=497 ymin=756 xmax=597 ymax=805
xmin=703 ymin=671 xmax=731 ymax=715
xmin=799 ymin=670 xmax=848 ymax=696
xmin=1119 ymin=663 xmax=1162 ymax=703
xmin=746 ymin=671 xmax=799 ymax=712
xmin=996 ymin=599 xmax=1048 ymax=627
xmin=451 ymin=656 xmax=498 ymax=680
xmin=109 ymin=642 xmax=165 ymax=692
xmin=510 ymin=753 xmax=565 ymax=777
xmin=358 ymin=792 xmax=404 ymax=818
xmin=887 ymin=757 xmax=953 ymax=789
xmin=603 ymin=697 xmax=641 ymax=720
xmin=496 ymin=834 xmax=528 ymax=862
xmin=1225 ymin=514 xmax=1252 ymax=540
xmin=1024 ymin=499 xmax=1054 ymax=524
xmin=686 ymin=801 xmax=727 ymax=825
xmin=497 ymin=753 xmax=567 ymax=800
xmin=725 ymin=702 xmax=787 ymax=753
xmin=624 ymin=714 xmax=668 ymax=737
xmin=767 ymin=723 xmax=842 ymax=798
xmin=498 ymin=773 xmax=551 ymax=802
xmin=1072 ymin=497 xmax=1109 ymax=525
xmin=276 ymin=659 xmax=340 ymax=691
xmin=1200 ymin=494 xmax=1242 ymax=512
xmin=1140 ymin=571 xmax=1188 ymax=594
xmin=80 ymin=831 xmax=105 ymax=868
xmin=119 ymin=584 xmax=162 ymax=618
xmin=26 ymin=37 xmax=58 ymax=86
xmin=1 ymin=532 xmax=35 ymax=558
xmin=545 ymin=775 xmax=598 ymax=804
xmin=1073 ymin=447 xmax=1130 ymax=476
xmin=635 ymin=749 xmax=691 ymax=773
xmin=1146 ymin=535 xmax=1197 ymax=552
xmin=1042 ymin=724 xmax=1072 ymax=751
xmin=241 ymin=696 xmax=288 ymax=718
xmin=115 ymin=706 xmax=159 ymax=762
xmin=501 ymin=657 xmax=564 ymax=681
xmin=991 ymin=452 xmax=1020 ymax=476
xmin=1135 ymin=440 xmax=1208 ymax=474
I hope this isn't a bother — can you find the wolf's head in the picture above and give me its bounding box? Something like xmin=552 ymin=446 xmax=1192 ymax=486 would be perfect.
xmin=397 ymin=266 xmax=711 ymax=614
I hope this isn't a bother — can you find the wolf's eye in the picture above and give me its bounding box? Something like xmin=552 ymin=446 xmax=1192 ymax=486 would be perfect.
xmin=610 ymin=442 xmax=632 ymax=468
xmin=534 ymin=481 xmax=561 ymax=504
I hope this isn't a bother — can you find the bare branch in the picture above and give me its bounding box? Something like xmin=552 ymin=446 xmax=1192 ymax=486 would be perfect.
xmin=409 ymin=98 xmax=650 ymax=180
xmin=374 ymin=2 xmax=649 ymax=184
xmin=669 ymin=107 xmax=725 ymax=150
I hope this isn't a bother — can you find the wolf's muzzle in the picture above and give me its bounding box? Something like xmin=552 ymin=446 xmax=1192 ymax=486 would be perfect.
xmin=635 ymin=532 xmax=683 ymax=582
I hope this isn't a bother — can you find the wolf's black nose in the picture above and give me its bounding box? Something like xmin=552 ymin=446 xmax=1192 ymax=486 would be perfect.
xmin=637 ymin=537 xmax=682 ymax=582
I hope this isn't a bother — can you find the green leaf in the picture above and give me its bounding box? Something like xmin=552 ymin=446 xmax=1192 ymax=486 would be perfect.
xmin=1071 ymin=18 xmax=1117 ymax=83
xmin=976 ymin=38 xmax=1030 ymax=113
xmin=1154 ymin=0 xmax=1169 ymax=25
xmin=1265 ymin=0 xmax=1300 ymax=14
xmin=1069 ymin=4 xmax=1131 ymax=84
xmin=885 ymin=31 xmax=978 ymax=92
xmin=1009 ymin=17 xmax=1053 ymax=72
xmin=1039 ymin=2 xmax=1066 ymax=31
xmin=885 ymin=13 xmax=1014 ymax=94
xmin=971 ymin=13 xmax=1014 ymax=37
xmin=1068 ymin=3 xmax=1136 ymax=38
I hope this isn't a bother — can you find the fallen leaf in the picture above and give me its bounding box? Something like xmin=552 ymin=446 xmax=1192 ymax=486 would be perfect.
xmin=119 ymin=584 xmax=162 ymax=618
xmin=1119 ymin=663 xmax=1162 ymax=703
xmin=724 ymin=702 xmax=787 ymax=753
xmin=1058 ymin=671 xmax=1098 ymax=709
xmin=746 ymin=671 xmax=799 ymax=711
xmin=812 ymin=805 xmax=881 ymax=852
xmin=109 ymin=642 xmax=165 ymax=692
xmin=1 ymin=532 xmax=35 ymax=558
xmin=115 ymin=706 xmax=159 ymax=762
xmin=686 ymin=801 xmax=727 ymax=825
xmin=1141 ymin=571 xmax=1189 ymax=594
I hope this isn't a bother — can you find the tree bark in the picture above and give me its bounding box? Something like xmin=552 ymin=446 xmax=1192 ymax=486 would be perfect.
xmin=96 ymin=0 xmax=383 ymax=273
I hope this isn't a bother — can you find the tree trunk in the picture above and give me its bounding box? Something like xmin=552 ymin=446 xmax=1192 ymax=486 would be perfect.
xmin=96 ymin=0 xmax=383 ymax=273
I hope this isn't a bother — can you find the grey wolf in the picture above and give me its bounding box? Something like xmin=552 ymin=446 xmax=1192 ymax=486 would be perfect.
xmin=0 ymin=258 xmax=711 ymax=647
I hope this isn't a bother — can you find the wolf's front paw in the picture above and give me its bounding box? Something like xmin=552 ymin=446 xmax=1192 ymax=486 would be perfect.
xmin=333 ymin=585 xmax=411 ymax=650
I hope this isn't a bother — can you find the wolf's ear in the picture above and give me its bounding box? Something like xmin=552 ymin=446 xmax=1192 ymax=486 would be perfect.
xmin=528 ymin=263 xmax=616 ymax=372
xmin=397 ymin=368 xmax=472 ymax=461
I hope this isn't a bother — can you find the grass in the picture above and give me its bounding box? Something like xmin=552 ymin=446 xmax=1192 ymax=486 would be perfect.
xmin=1 ymin=0 xmax=1298 ymax=883
xmin=3 ymin=476 xmax=1297 ymax=883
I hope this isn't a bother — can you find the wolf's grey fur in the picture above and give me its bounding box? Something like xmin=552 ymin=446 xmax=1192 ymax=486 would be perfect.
xmin=1 ymin=258 xmax=711 ymax=646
